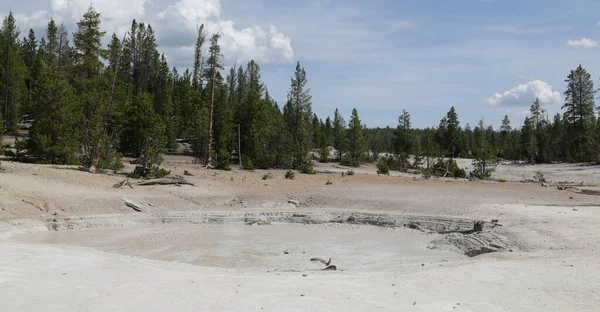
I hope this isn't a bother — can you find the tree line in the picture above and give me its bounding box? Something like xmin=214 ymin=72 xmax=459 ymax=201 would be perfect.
xmin=1 ymin=8 xmax=599 ymax=179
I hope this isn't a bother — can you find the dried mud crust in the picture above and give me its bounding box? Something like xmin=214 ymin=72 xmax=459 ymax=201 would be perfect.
xmin=1 ymin=211 xmax=513 ymax=257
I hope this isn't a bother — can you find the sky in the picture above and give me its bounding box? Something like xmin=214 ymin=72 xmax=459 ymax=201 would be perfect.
xmin=3 ymin=0 xmax=600 ymax=129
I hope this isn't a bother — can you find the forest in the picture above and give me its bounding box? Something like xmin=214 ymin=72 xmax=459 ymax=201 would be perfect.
xmin=1 ymin=7 xmax=600 ymax=179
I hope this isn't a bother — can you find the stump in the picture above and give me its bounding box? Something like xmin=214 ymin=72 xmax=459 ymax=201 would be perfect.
xmin=473 ymin=220 xmax=484 ymax=232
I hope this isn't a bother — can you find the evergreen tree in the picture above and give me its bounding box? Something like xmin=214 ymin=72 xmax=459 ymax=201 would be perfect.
xmin=45 ymin=19 xmax=58 ymax=66
xmin=72 ymin=6 xmax=109 ymax=167
xmin=521 ymin=117 xmax=535 ymax=162
xmin=283 ymin=62 xmax=313 ymax=170
xmin=27 ymin=67 xmax=80 ymax=164
xmin=421 ymin=127 xmax=438 ymax=169
xmin=189 ymin=25 xmax=208 ymax=160
xmin=499 ymin=114 xmax=511 ymax=158
xmin=128 ymin=92 xmax=166 ymax=177
xmin=155 ymin=54 xmax=177 ymax=151
xmin=529 ymin=98 xmax=547 ymax=163
xmin=437 ymin=106 xmax=461 ymax=157
xmin=73 ymin=6 xmax=106 ymax=78
xmin=56 ymin=24 xmax=72 ymax=74
xmin=324 ymin=117 xmax=333 ymax=147
xmin=1 ymin=12 xmax=27 ymax=131
xmin=563 ymin=65 xmax=596 ymax=161
xmin=212 ymin=79 xmax=233 ymax=170
xmin=344 ymin=108 xmax=367 ymax=167
xmin=393 ymin=109 xmax=415 ymax=170
xmin=332 ymin=108 xmax=347 ymax=161
xmin=204 ymin=33 xmax=223 ymax=167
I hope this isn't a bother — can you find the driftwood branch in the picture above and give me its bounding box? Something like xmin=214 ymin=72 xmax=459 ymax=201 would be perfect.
xmin=137 ymin=175 xmax=195 ymax=186
xmin=113 ymin=179 xmax=133 ymax=189
xmin=123 ymin=199 xmax=143 ymax=212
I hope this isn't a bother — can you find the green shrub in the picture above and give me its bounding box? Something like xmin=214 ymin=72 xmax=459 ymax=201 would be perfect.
xmin=431 ymin=158 xmax=466 ymax=178
xmin=376 ymin=158 xmax=390 ymax=175
xmin=128 ymin=166 xmax=170 ymax=179
xmin=242 ymin=155 xmax=255 ymax=170
xmin=469 ymin=146 xmax=497 ymax=180
xmin=340 ymin=155 xmax=361 ymax=167
xmin=285 ymin=169 xmax=295 ymax=180
xmin=346 ymin=169 xmax=355 ymax=176
xmin=325 ymin=180 xmax=333 ymax=185
xmin=319 ymin=147 xmax=330 ymax=163
xmin=214 ymin=150 xmax=232 ymax=171
xmin=262 ymin=173 xmax=273 ymax=180
xmin=299 ymin=158 xmax=316 ymax=174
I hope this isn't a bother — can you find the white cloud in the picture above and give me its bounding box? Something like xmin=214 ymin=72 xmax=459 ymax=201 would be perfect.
xmin=158 ymin=0 xmax=220 ymax=22
xmin=486 ymin=80 xmax=563 ymax=107
xmin=486 ymin=25 xmax=544 ymax=35
xmin=567 ymin=37 xmax=598 ymax=48
xmin=157 ymin=0 xmax=293 ymax=64
xmin=8 ymin=0 xmax=293 ymax=66
xmin=13 ymin=10 xmax=54 ymax=30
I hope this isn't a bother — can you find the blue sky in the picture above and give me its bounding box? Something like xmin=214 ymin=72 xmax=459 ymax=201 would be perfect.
xmin=3 ymin=0 xmax=600 ymax=129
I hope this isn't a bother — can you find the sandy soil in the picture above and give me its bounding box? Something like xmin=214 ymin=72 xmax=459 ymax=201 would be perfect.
xmin=1 ymin=151 xmax=600 ymax=311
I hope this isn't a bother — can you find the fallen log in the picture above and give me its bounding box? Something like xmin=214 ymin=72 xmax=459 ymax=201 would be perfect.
xmin=137 ymin=175 xmax=195 ymax=186
xmin=123 ymin=199 xmax=143 ymax=212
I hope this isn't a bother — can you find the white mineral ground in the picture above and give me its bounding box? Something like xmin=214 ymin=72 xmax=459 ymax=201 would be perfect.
xmin=1 ymin=146 xmax=599 ymax=311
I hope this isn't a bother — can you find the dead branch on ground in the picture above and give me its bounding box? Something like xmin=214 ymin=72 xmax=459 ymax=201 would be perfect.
xmin=137 ymin=175 xmax=195 ymax=186
xmin=113 ymin=179 xmax=133 ymax=189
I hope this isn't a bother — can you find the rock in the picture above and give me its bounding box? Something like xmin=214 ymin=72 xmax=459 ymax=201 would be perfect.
xmin=288 ymin=199 xmax=301 ymax=206
xmin=431 ymin=231 xmax=511 ymax=257
xmin=284 ymin=249 xmax=289 ymax=255
xmin=302 ymin=274 xmax=308 ymax=277
xmin=123 ymin=199 xmax=143 ymax=212
xmin=541 ymin=183 xmax=548 ymax=187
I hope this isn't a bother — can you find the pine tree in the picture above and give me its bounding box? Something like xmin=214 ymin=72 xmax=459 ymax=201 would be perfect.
xmin=283 ymin=61 xmax=313 ymax=170
xmin=499 ymin=114 xmax=511 ymax=158
xmin=1 ymin=12 xmax=27 ymax=131
xmin=528 ymin=98 xmax=547 ymax=163
xmin=563 ymin=65 xmax=596 ymax=161
xmin=155 ymin=54 xmax=177 ymax=151
xmin=332 ymin=108 xmax=347 ymax=161
xmin=437 ymin=106 xmax=461 ymax=157
xmin=421 ymin=127 xmax=438 ymax=169
xmin=204 ymin=33 xmax=223 ymax=167
xmin=212 ymin=79 xmax=233 ymax=170
xmin=27 ymin=67 xmax=80 ymax=164
xmin=21 ymin=28 xmax=37 ymax=117
xmin=190 ymin=25 xmax=207 ymax=161
xmin=521 ymin=117 xmax=535 ymax=162
xmin=56 ymin=24 xmax=72 ymax=74
xmin=72 ymin=6 xmax=111 ymax=167
xmin=344 ymin=108 xmax=367 ymax=167
xmin=132 ymin=92 xmax=167 ymax=177
xmin=73 ymin=5 xmax=106 ymax=78
xmin=393 ymin=109 xmax=415 ymax=170
xmin=45 ymin=19 xmax=58 ymax=67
